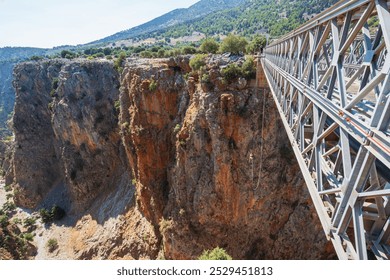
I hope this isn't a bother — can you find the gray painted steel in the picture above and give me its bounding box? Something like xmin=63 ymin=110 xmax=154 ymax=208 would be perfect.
xmin=262 ymin=0 xmax=390 ymax=259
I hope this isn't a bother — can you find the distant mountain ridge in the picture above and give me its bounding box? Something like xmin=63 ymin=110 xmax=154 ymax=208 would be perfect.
xmin=90 ymin=0 xmax=248 ymax=44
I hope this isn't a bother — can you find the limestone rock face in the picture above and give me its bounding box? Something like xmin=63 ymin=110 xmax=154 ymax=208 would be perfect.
xmin=7 ymin=56 xmax=335 ymax=260
xmin=12 ymin=61 xmax=63 ymax=208
xmin=12 ymin=60 xmax=128 ymax=211
xmin=165 ymin=86 xmax=333 ymax=258
xmin=51 ymin=61 xmax=126 ymax=211
xmin=119 ymin=58 xmax=188 ymax=225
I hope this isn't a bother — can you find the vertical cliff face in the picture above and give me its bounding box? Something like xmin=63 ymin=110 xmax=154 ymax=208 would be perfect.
xmin=50 ymin=61 xmax=126 ymax=210
xmin=119 ymin=57 xmax=189 ymax=225
xmin=12 ymin=61 xmax=63 ymax=208
xmin=12 ymin=60 xmax=128 ymax=211
xmin=7 ymin=56 xmax=335 ymax=259
xmin=164 ymin=76 xmax=330 ymax=259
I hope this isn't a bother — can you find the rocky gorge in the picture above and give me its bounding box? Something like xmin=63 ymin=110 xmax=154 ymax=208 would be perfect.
xmin=0 ymin=55 xmax=335 ymax=259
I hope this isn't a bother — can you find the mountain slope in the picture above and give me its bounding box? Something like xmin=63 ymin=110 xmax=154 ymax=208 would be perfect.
xmin=91 ymin=0 xmax=247 ymax=44
xmin=141 ymin=0 xmax=338 ymax=40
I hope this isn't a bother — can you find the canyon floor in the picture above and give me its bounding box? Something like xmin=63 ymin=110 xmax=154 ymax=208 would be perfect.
xmin=0 ymin=177 xmax=75 ymax=259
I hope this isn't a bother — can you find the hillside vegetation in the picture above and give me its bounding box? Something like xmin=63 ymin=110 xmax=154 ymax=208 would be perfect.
xmin=123 ymin=0 xmax=338 ymax=41
xmin=91 ymin=0 xmax=247 ymax=45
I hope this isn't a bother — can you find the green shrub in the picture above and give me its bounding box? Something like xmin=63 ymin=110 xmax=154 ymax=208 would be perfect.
xmin=93 ymin=52 xmax=105 ymax=58
xmin=149 ymin=79 xmax=158 ymax=92
xmin=157 ymin=49 xmax=166 ymax=58
xmin=3 ymin=136 xmax=13 ymax=142
xmin=103 ymin=47 xmax=112 ymax=55
xmin=39 ymin=205 xmax=65 ymax=224
xmin=114 ymin=52 xmax=126 ymax=72
xmin=198 ymin=247 xmax=232 ymax=260
xmin=167 ymin=48 xmax=182 ymax=57
xmin=12 ymin=218 xmax=21 ymax=225
xmin=220 ymin=34 xmax=248 ymax=55
xmin=189 ymin=54 xmax=207 ymax=71
xmin=23 ymin=217 xmax=37 ymax=229
xmin=6 ymin=193 xmax=13 ymax=201
xmin=173 ymin=124 xmax=181 ymax=134
xmin=39 ymin=208 xmax=51 ymax=223
xmin=114 ymin=100 xmax=120 ymax=111
xmin=22 ymin=233 xmax=34 ymax=242
xmin=182 ymin=46 xmax=197 ymax=54
xmin=3 ymin=201 xmax=16 ymax=212
xmin=140 ymin=50 xmax=153 ymax=58
xmin=46 ymin=238 xmax=58 ymax=252
xmin=221 ymin=64 xmax=242 ymax=82
xmin=0 ymin=215 xmax=9 ymax=228
xmin=201 ymin=73 xmax=211 ymax=84
xmin=48 ymin=101 xmax=54 ymax=111
xmin=60 ymin=50 xmax=76 ymax=59
xmin=4 ymin=185 xmax=12 ymax=192
xmin=246 ymin=35 xmax=267 ymax=54
xmin=50 ymin=77 xmax=59 ymax=97
xmin=241 ymin=56 xmax=256 ymax=79
xmin=30 ymin=55 xmax=44 ymax=61
xmin=15 ymin=236 xmax=27 ymax=256
xmin=200 ymin=38 xmax=220 ymax=54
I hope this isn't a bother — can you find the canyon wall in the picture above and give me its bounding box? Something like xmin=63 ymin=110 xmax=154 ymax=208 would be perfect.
xmin=6 ymin=56 xmax=335 ymax=259
xmin=12 ymin=60 xmax=128 ymax=212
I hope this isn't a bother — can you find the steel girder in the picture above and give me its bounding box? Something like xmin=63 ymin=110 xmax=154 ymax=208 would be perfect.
xmin=262 ymin=0 xmax=390 ymax=259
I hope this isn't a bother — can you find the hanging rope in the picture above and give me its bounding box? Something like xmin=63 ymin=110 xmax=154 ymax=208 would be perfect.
xmin=255 ymin=87 xmax=267 ymax=191
xmin=251 ymin=55 xmax=267 ymax=191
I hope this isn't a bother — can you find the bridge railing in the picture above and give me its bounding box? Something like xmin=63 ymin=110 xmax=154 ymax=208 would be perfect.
xmin=262 ymin=0 xmax=390 ymax=259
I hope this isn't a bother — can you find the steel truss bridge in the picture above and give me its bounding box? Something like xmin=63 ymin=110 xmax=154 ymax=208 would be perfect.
xmin=261 ymin=0 xmax=390 ymax=259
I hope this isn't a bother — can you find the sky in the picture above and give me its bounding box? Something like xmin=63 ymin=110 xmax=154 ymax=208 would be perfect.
xmin=0 ymin=0 xmax=199 ymax=48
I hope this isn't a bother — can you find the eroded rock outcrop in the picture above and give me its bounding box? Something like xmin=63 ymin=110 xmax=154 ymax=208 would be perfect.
xmin=6 ymin=56 xmax=335 ymax=260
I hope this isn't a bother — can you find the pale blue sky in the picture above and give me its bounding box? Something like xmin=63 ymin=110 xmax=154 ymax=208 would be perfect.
xmin=0 ymin=0 xmax=199 ymax=48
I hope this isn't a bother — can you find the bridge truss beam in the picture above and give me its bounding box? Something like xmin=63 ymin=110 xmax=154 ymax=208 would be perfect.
xmin=262 ymin=0 xmax=390 ymax=259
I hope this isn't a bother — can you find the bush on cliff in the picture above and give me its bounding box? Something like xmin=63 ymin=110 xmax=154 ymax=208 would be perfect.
xmin=182 ymin=46 xmax=198 ymax=55
xmin=149 ymin=79 xmax=158 ymax=92
xmin=219 ymin=34 xmax=248 ymax=55
xmin=200 ymin=38 xmax=220 ymax=54
xmin=198 ymin=247 xmax=232 ymax=260
xmin=246 ymin=34 xmax=267 ymax=54
xmin=114 ymin=52 xmax=126 ymax=72
xmin=39 ymin=205 xmax=65 ymax=224
xmin=46 ymin=238 xmax=58 ymax=252
xmin=241 ymin=56 xmax=256 ymax=79
xmin=189 ymin=54 xmax=207 ymax=71
xmin=221 ymin=63 xmax=242 ymax=83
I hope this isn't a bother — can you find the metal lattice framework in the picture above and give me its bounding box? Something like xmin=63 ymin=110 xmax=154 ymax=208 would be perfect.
xmin=262 ymin=0 xmax=390 ymax=259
